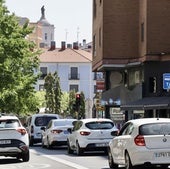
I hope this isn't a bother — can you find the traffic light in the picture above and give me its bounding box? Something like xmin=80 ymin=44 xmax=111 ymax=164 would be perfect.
xmin=76 ymin=93 xmax=81 ymax=106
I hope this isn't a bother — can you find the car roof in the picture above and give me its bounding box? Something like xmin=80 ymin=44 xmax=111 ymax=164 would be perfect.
xmin=51 ymin=119 xmax=77 ymax=122
xmin=0 ymin=115 xmax=18 ymax=120
xmin=128 ymin=118 xmax=170 ymax=127
xmin=79 ymin=118 xmax=114 ymax=123
xmin=31 ymin=113 xmax=60 ymax=117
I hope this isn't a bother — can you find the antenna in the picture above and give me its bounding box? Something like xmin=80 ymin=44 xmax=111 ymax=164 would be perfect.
xmin=65 ymin=29 xmax=68 ymax=43
xmin=77 ymin=27 xmax=80 ymax=44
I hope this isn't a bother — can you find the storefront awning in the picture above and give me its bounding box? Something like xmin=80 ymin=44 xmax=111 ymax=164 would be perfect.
xmin=121 ymin=97 xmax=170 ymax=110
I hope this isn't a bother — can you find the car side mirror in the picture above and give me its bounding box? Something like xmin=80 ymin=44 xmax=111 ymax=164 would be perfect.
xmin=67 ymin=128 xmax=72 ymax=133
xmin=41 ymin=126 xmax=46 ymax=131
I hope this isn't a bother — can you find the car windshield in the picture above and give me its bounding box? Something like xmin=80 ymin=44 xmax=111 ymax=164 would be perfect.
xmin=0 ymin=119 xmax=20 ymax=128
xmin=85 ymin=121 xmax=114 ymax=130
xmin=139 ymin=123 xmax=170 ymax=135
xmin=35 ymin=116 xmax=57 ymax=126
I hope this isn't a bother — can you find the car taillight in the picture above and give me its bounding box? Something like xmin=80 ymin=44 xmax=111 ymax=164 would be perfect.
xmin=31 ymin=125 xmax=34 ymax=133
xmin=51 ymin=130 xmax=62 ymax=134
xmin=17 ymin=128 xmax=27 ymax=135
xmin=80 ymin=131 xmax=91 ymax=136
xmin=134 ymin=135 xmax=145 ymax=146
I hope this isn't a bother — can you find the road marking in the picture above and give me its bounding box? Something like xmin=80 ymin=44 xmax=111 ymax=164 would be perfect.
xmin=30 ymin=149 xmax=89 ymax=169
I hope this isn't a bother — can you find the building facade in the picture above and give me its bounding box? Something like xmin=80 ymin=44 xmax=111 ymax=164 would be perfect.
xmin=35 ymin=43 xmax=96 ymax=118
xmin=92 ymin=0 xmax=170 ymax=122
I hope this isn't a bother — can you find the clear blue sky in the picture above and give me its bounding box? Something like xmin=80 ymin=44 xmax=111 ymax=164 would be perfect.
xmin=5 ymin=0 xmax=92 ymax=47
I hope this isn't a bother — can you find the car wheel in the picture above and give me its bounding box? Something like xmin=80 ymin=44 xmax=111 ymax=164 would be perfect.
xmin=108 ymin=148 xmax=118 ymax=169
xmin=67 ymin=140 xmax=74 ymax=154
xmin=22 ymin=151 xmax=30 ymax=162
xmin=29 ymin=137 xmax=34 ymax=146
xmin=76 ymin=141 xmax=84 ymax=156
xmin=125 ymin=152 xmax=133 ymax=169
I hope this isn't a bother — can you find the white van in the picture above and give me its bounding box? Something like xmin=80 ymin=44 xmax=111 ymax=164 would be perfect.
xmin=26 ymin=113 xmax=62 ymax=146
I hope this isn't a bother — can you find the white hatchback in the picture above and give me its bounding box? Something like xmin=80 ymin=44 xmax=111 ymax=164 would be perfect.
xmin=108 ymin=118 xmax=170 ymax=169
xmin=0 ymin=115 xmax=29 ymax=162
xmin=67 ymin=118 xmax=118 ymax=155
xmin=41 ymin=118 xmax=76 ymax=148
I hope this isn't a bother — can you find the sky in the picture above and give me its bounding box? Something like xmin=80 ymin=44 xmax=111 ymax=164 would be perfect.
xmin=5 ymin=0 xmax=92 ymax=47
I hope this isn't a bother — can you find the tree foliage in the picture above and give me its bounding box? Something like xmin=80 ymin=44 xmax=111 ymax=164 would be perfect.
xmin=44 ymin=72 xmax=62 ymax=114
xmin=0 ymin=1 xmax=41 ymax=114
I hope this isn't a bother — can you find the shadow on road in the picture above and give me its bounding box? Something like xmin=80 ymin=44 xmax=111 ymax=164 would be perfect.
xmin=0 ymin=158 xmax=22 ymax=165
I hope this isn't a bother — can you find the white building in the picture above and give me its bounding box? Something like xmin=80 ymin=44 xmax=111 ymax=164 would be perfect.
xmin=35 ymin=43 xmax=95 ymax=118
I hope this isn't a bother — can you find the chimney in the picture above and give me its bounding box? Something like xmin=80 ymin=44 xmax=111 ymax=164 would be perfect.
xmin=61 ymin=41 xmax=66 ymax=50
xmin=50 ymin=41 xmax=56 ymax=50
xmin=67 ymin=44 xmax=72 ymax=48
xmin=73 ymin=42 xmax=78 ymax=50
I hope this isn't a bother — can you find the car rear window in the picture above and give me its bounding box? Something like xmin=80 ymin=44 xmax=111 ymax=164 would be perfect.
xmin=0 ymin=119 xmax=20 ymax=128
xmin=35 ymin=116 xmax=57 ymax=126
xmin=139 ymin=123 xmax=170 ymax=135
xmin=85 ymin=121 xmax=114 ymax=130
xmin=54 ymin=120 xmax=75 ymax=127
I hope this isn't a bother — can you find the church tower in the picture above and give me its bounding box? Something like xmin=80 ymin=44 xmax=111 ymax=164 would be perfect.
xmin=38 ymin=6 xmax=55 ymax=48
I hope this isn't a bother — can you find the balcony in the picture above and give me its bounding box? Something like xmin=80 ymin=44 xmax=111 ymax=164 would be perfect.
xmin=68 ymin=73 xmax=80 ymax=80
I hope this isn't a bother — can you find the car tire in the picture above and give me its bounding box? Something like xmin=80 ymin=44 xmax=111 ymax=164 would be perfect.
xmin=76 ymin=141 xmax=84 ymax=156
xmin=108 ymin=148 xmax=118 ymax=169
xmin=22 ymin=151 xmax=30 ymax=162
xmin=67 ymin=140 xmax=74 ymax=154
xmin=29 ymin=137 xmax=34 ymax=146
xmin=125 ymin=152 xmax=134 ymax=169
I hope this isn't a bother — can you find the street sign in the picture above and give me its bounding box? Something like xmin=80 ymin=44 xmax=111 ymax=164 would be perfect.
xmin=163 ymin=73 xmax=170 ymax=90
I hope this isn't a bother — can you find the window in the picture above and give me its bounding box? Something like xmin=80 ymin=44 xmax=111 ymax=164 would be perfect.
xmin=70 ymin=67 xmax=79 ymax=80
xmin=39 ymin=85 xmax=44 ymax=91
xmin=85 ymin=121 xmax=114 ymax=130
xmin=70 ymin=85 xmax=79 ymax=92
xmin=45 ymin=33 xmax=47 ymax=41
xmin=40 ymin=67 xmax=47 ymax=79
xmin=141 ymin=23 xmax=144 ymax=42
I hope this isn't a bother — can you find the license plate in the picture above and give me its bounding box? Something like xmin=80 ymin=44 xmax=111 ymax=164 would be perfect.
xmin=95 ymin=143 xmax=108 ymax=147
xmin=154 ymin=152 xmax=170 ymax=158
xmin=0 ymin=140 xmax=11 ymax=144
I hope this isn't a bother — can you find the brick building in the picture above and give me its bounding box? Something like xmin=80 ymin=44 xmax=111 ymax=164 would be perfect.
xmin=92 ymin=0 xmax=170 ymax=122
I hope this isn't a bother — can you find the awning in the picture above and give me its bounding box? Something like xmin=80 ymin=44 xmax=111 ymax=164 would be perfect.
xmin=121 ymin=97 xmax=170 ymax=110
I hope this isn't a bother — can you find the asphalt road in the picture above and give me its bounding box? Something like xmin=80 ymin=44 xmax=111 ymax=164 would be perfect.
xmin=0 ymin=144 xmax=109 ymax=169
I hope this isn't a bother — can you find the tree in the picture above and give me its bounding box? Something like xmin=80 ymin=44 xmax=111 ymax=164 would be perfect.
xmin=68 ymin=90 xmax=76 ymax=118
xmin=54 ymin=71 xmax=61 ymax=114
xmin=0 ymin=1 xmax=40 ymax=115
xmin=79 ymin=92 xmax=85 ymax=119
xmin=44 ymin=73 xmax=55 ymax=113
xmin=44 ymin=72 xmax=62 ymax=114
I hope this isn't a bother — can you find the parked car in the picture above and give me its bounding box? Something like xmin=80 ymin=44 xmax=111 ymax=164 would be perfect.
xmin=26 ymin=113 xmax=62 ymax=146
xmin=67 ymin=118 xmax=118 ymax=155
xmin=41 ymin=118 xmax=76 ymax=149
xmin=108 ymin=118 xmax=170 ymax=169
xmin=0 ymin=114 xmax=29 ymax=162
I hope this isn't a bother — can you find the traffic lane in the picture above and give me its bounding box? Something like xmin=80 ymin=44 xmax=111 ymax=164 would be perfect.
xmin=0 ymin=150 xmax=75 ymax=169
xmin=30 ymin=145 xmax=110 ymax=169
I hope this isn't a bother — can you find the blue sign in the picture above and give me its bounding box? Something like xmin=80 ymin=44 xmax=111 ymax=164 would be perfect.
xmin=163 ymin=73 xmax=170 ymax=90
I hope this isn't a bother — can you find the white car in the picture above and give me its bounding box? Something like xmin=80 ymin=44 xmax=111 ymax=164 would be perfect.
xmin=41 ymin=119 xmax=76 ymax=148
xmin=108 ymin=118 xmax=170 ymax=169
xmin=67 ymin=118 xmax=118 ymax=155
xmin=0 ymin=115 xmax=29 ymax=162
xmin=26 ymin=113 xmax=62 ymax=146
